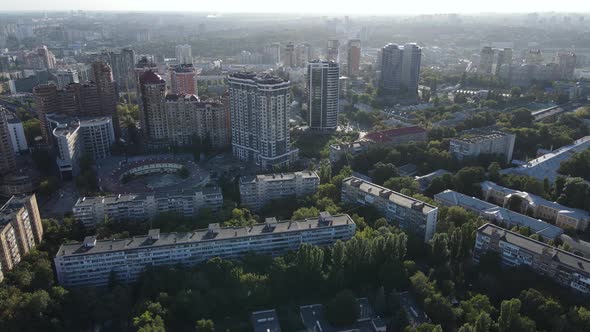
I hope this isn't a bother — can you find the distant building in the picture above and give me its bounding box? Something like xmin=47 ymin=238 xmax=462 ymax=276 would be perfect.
xmin=239 ymin=171 xmax=320 ymax=211
xmin=6 ymin=113 xmax=28 ymax=153
xmin=342 ymin=177 xmax=438 ymax=242
xmin=474 ymin=223 xmax=590 ymax=294
xmin=107 ymin=48 xmax=136 ymax=91
xmin=327 ymin=40 xmax=339 ymax=62
xmin=0 ymin=109 xmax=17 ymax=174
xmin=169 ymin=64 xmax=197 ymax=95
xmin=307 ymin=60 xmax=340 ymax=131
xmin=73 ymin=187 xmax=223 ymax=229
xmin=449 ymin=129 xmax=515 ymax=163
xmin=557 ymin=52 xmax=577 ymax=80
xmin=175 ymin=44 xmax=192 ymax=65
xmin=283 ymin=42 xmax=296 ymax=68
xmin=380 ymin=44 xmax=403 ymax=92
xmin=434 ymin=190 xmax=563 ymax=240
xmin=347 ymin=39 xmax=361 ymax=77
xmin=228 ymin=72 xmax=298 ymax=169
xmin=329 ymin=139 xmax=373 ymax=163
xmin=480 ymin=181 xmax=589 ymax=231
xmin=364 ymin=126 xmax=427 ymax=145
xmin=55 ymin=69 xmax=79 ymax=89
xmin=479 ymin=46 xmax=494 ymax=75
xmin=0 ymin=195 xmax=43 ymax=282
xmin=138 ymin=70 xmax=167 ymax=140
xmin=54 ymin=212 xmax=355 ymax=287
xmin=400 ymin=43 xmax=422 ymax=94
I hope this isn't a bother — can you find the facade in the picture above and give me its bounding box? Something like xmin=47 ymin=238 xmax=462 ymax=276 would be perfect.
xmin=54 ymin=212 xmax=356 ymax=287
xmin=175 ymin=44 xmax=192 ymax=64
xmin=283 ymin=42 xmax=296 ymax=68
xmin=449 ymin=129 xmax=516 ymax=163
xmin=73 ymin=187 xmax=223 ymax=228
xmin=0 ymin=195 xmax=43 ymax=282
xmin=51 ymin=119 xmax=81 ymax=178
xmin=400 ymin=43 xmax=422 ymax=94
xmin=479 ymin=46 xmax=494 ymax=75
xmin=107 ymin=48 xmax=136 ymax=92
xmin=342 ymin=177 xmax=438 ymax=242
xmin=557 ymin=52 xmax=576 ymax=80
xmin=364 ymin=126 xmax=427 ymax=145
xmin=347 ymin=39 xmax=361 ymax=77
xmin=380 ymin=44 xmax=403 ymax=92
xmin=169 ymin=64 xmax=197 ymax=95
xmin=239 ymin=171 xmax=320 ymax=211
xmin=434 ymin=190 xmax=563 ymax=240
xmin=307 ymin=60 xmax=340 ymax=131
xmin=163 ymin=94 xmax=231 ymax=148
xmin=228 ymin=72 xmax=298 ymax=169
xmin=480 ymin=181 xmax=589 ymax=231
xmin=0 ymin=109 xmax=17 ymax=175
xmin=6 ymin=113 xmax=28 ymax=153
xmin=474 ymin=223 xmax=590 ymax=295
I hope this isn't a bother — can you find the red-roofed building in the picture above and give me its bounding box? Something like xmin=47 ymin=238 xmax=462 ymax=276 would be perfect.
xmin=364 ymin=126 xmax=427 ymax=145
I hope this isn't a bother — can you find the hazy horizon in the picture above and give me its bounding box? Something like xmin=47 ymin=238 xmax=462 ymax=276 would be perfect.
xmin=2 ymin=0 xmax=590 ymax=15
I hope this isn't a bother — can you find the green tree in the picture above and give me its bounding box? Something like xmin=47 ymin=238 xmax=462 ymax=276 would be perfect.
xmin=372 ymin=162 xmax=399 ymax=185
xmin=195 ymin=319 xmax=215 ymax=331
xmin=324 ymin=290 xmax=359 ymax=326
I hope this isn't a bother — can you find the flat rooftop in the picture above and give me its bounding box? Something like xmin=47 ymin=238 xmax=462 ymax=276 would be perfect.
xmin=435 ymin=190 xmax=563 ymax=239
xmin=452 ymin=129 xmax=513 ymax=144
xmin=343 ymin=177 xmax=437 ymax=215
xmin=251 ymin=309 xmax=281 ymax=332
xmin=56 ymin=213 xmax=354 ymax=257
xmin=240 ymin=171 xmax=319 ymax=184
xmin=0 ymin=195 xmax=29 ymax=225
xmin=479 ymin=223 xmax=590 ymax=275
xmin=75 ymin=187 xmax=222 ymax=207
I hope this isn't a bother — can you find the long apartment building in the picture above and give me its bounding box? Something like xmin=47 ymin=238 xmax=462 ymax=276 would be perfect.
xmin=481 ymin=181 xmax=589 ymax=231
xmin=474 ymin=223 xmax=590 ymax=295
xmin=0 ymin=195 xmax=43 ymax=282
xmin=73 ymin=187 xmax=223 ymax=229
xmin=54 ymin=212 xmax=356 ymax=287
xmin=341 ymin=177 xmax=438 ymax=242
xmin=239 ymin=171 xmax=320 ymax=211
xmin=449 ymin=129 xmax=515 ymax=163
xmin=434 ymin=190 xmax=563 ymax=240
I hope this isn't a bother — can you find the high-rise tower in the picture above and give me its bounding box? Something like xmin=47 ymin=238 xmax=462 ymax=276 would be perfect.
xmin=347 ymin=40 xmax=361 ymax=77
xmin=307 ymin=61 xmax=340 ymax=131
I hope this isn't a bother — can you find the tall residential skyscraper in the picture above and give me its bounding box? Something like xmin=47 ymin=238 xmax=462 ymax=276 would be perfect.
xmin=296 ymin=43 xmax=312 ymax=68
xmin=558 ymin=52 xmax=577 ymax=80
xmin=228 ymin=73 xmax=298 ymax=170
xmin=0 ymin=108 xmax=17 ymax=175
xmin=347 ymin=39 xmax=361 ymax=77
xmin=380 ymin=43 xmax=403 ymax=92
xmin=175 ymin=44 xmax=192 ymax=65
xmin=138 ymin=70 xmax=167 ymax=140
xmin=283 ymin=42 xmax=296 ymax=68
xmin=90 ymin=61 xmax=120 ymax=137
xmin=108 ymin=48 xmax=136 ymax=92
xmin=479 ymin=46 xmax=494 ymax=75
xmin=307 ymin=61 xmax=340 ymax=131
xmin=400 ymin=43 xmax=422 ymax=94
xmin=32 ymin=84 xmax=58 ymax=143
xmin=327 ymin=40 xmax=339 ymax=62
xmin=169 ymin=64 xmax=197 ymax=95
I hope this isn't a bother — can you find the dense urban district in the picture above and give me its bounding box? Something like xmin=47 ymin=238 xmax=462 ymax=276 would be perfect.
xmin=0 ymin=10 xmax=590 ymax=332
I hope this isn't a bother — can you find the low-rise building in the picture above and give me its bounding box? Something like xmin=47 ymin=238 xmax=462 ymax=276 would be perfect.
xmin=0 ymin=194 xmax=43 ymax=282
xmin=329 ymin=139 xmax=373 ymax=163
xmin=73 ymin=187 xmax=223 ymax=228
xmin=449 ymin=129 xmax=515 ymax=163
xmin=342 ymin=177 xmax=438 ymax=242
xmin=434 ymin=190 xmax=563 ymax=240
xmin=415 ymin=169 xmax=452 ymax=193
xmin=239 ymin=171 xmax=320 ymax=211
xmin=474 ymin=223 xmax=590 ymax=294
xmin=251 ymin=309 xmax=281 ymax=332
xmin=481 ymin=181 xmax=589 ymax=231
xmin=54 ymin=212 xmax=355 ymax=287
xmin=363 ymin=126 xmax=427 ymax=145
xmin=501 ymin=136 xmax=590 ymax=183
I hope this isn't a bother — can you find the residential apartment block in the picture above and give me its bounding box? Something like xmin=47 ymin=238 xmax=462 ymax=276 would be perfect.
xmin=73 ymin=187 xmax=223 ymax=228
xmin=363 ymin=126 xmax=427 ymax=145
xmin=474 ymin=223 xmax=590 ymax=294
xmin=341 ymin=177 xmax=438 ymax=242
xmin=239 ymin=171 xmax=320 ymax=211
xmin=449 ymin=129 xmax=515 ymax=163
xmin=54 ymin=212 xmax=355 ymax=287
xmin=0 ymin=195 xmax=43 ymax=282
xmin=434 ymin=190 xmax=563 ymax=240
xmin=481 ymin=181 xmax=589 ymax=231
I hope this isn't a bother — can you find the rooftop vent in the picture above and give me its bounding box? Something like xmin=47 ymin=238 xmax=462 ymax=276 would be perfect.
xmin=265 ymin=217 xmax=278 ymax=230
xmin=148 ymin=229 xmax=160 ymax=240
xmin=208 ymin=223 xmax=220 ymax=234
xmin=83 ymin=236 xmax=97 ymax=248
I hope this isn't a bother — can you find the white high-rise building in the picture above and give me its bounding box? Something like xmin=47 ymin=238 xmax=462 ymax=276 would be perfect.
xmin=307 ymin=60 xmax=340 ymax=131
xmin=5 ymin=113 xmax=28 ymax=153
xmin=228 ymin=73 xmax=298 ymax=170
xmin=175 ymin=44 xmax=192 ymax=65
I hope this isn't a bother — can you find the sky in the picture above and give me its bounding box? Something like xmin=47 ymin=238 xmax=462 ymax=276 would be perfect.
xmin=2 ymin=0 xmax=590 ymax=15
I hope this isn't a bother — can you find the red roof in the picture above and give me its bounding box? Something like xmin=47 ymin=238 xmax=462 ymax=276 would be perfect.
xmin=364 ymin=126 xmax=426 ymax=143
xmin=139 ymin=70 xmax=165 ymax=85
